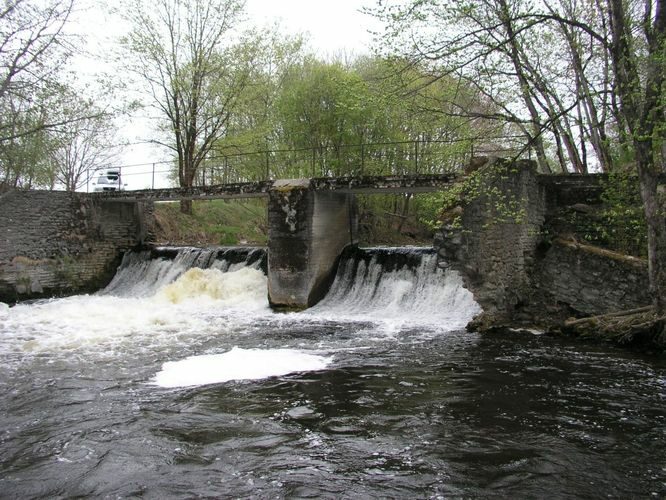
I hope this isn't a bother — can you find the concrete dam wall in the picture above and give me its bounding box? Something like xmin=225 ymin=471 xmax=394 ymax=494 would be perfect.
xmin=1 ymin=166 xmax=650 ymax=329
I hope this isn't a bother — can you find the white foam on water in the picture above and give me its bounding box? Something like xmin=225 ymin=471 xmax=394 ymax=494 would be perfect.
xmin=151 ymin=347 xmax=332 ymax=388
xmin=157 ymin=267 xmax=267 ymax=304
xmin=101 ymin=247 xmax=265 ymax=298
xmin=0 ymin=248 xmax=482 ymax=360
xmin=0 ymin=268 xmax=269 ymax=354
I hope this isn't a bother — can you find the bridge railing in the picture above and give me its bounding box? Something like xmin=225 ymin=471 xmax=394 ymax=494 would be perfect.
xmin=89 ymin=136 xmax=527 ymax=191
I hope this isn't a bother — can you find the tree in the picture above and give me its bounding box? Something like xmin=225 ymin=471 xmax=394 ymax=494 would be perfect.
xmin=120 ymin=0 xmax=250 ymax=214
xmin=210 ymin=28 xmax=305 ymax=183
xmin=0 ymin=97 xmax=52 ymax=188
xmin=47 ymin=94 xmax=118 ymax=191
xmin=371 ymin=0 xmax=666 ymax=312
xmin=369 ymin=0 xmax=621 ymax=173
xmin=277 ymin=59 xmax=376 ymax=176
xmin=0 ymin=0 xmax=119 ymax=189
xmin=0 ymin=0 xmax=75 ymax=143
xmin=606 ymin=0 xmax=665 ymax=312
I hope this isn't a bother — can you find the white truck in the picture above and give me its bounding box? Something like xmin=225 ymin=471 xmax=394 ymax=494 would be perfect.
xmin=92 ymin=169 xmax=126 ymax=192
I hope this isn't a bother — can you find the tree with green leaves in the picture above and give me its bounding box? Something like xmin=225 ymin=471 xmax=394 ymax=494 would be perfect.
xmin=276 ymin=58 xmax=376 ymax=176
xmin=120 ymin=0 xmax=251 ymax=214
xmin=371 ymin=0 xmax=665 ymax=312
xmin=209 ymin=28 xmax=305 ymax=183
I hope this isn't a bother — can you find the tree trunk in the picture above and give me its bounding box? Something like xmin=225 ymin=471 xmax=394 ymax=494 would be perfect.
xmin=397 ymin=194 xmax=411 ymax=233
xmin=496 ymin=0 xmax=552 ymax=173
xmin=606 ymin=0 xmax=665 ymax=313
xmin=180 ymin=199 xmax=193 ymax=215
xmin=636 ymin=146 xmax=666 ymax=313
xmin=179 ymin=165 xmax=196 ymax=215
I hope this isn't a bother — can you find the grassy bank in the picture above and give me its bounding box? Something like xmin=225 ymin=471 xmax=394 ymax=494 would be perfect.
xmin=151 ymin=196 xmax=435 ymax=247
xmin=152 ymin=199 xmax=268 ymax=246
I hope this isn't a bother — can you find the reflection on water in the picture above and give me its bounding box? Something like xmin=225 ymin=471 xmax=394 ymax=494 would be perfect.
xmin=0 ymin=248 xmax=664 ymax=498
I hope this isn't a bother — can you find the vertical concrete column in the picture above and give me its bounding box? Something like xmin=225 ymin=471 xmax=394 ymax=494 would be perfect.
xmin=267 ymin=179 xmax=356 ymax=310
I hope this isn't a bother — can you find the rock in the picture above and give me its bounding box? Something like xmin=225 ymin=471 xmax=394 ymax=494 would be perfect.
xmin=30 ymin=279 xmax=43 ymax=294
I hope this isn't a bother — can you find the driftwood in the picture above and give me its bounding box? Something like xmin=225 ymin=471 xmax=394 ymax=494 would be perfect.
xmin=564 ymin=306 xmax=654 ymax=327
xmin=560 ymin=306 xmax=665 ymax=351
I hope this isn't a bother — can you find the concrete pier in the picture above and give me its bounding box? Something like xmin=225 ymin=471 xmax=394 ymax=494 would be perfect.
xmin=267 ymin=179 xmax=356 ymax=310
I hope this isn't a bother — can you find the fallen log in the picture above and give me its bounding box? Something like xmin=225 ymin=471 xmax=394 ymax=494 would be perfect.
xmin=564 ymin=306 xmax=654 ymax=327
xmin=558 ymin=306 xmax=666 ymax=352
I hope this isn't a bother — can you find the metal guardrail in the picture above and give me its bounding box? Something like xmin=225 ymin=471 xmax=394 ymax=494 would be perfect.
xmin=85 ymin=136 xmax=528 ymax=192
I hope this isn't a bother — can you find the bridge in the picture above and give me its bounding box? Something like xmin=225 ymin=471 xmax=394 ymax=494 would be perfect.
xmin=89 ymin=173 xmax=459 ymax=310
xmin=90 ymin=173 xmax=458 ymax=202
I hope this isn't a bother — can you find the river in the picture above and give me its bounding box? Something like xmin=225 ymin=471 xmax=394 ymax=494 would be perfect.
xmin=0 ymin=247 xmax=664 ymax=498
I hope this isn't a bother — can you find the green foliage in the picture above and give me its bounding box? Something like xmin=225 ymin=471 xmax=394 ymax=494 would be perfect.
xmin=153 ymin=199 xmax=267 ymax=246
xmin=356 ymin=193 xmax=439 ymax=245
xmin=207 ymin=54 xmax=493 ymax=183
xmin=598 ymin=170 xmax=647 ymax=256
xmin=275 ymin=59 xmax=375 ymax=176
xmin=420 ymin=160 xmax=527 ymax=230
xmin=0 ymin=82 xmax=117 ymax=191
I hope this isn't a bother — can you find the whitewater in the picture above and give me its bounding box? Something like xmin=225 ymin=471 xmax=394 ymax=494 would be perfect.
xmin=0 ymin=247 xmax=480 ymax=386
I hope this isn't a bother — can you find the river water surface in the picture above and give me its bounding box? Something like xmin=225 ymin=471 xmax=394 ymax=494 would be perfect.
xmin=0 ymin=247 xmax=664 ymax=498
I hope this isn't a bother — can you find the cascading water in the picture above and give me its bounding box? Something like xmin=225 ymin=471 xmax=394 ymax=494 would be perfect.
xmin=0 ymin=246 xmax=664 ymax=498
xmin=102 ymin=246 xmax=266 ymax=297
xmin=308 ymin=247 xmax=481 ymax=330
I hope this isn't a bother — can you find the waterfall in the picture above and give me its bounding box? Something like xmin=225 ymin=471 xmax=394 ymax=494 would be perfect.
xmin=307 ymin=246 xmax=481 ymax=329
xmin=101 ymin=246 xmax=266 ymax=298
xmin=102 ymin=245 xmax=480 ymax=328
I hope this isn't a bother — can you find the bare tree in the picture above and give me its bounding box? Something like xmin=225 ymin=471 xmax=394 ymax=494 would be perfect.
xmin=48 ymin=98 xmax=117 ymax=191
xmin=0 ymin=0 xmax=75 ymax=142
xmin=372 ymin=0 xmax=665 ymax=312
xmin=121 ymin=0 xmax=251 ymax=214
xmin=606 ymin=0 xmax=666 ymax=312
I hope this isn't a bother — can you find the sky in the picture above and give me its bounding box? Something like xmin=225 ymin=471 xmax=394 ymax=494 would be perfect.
xmin=245 ymin=0 xmax=379 ymax=57
xmin=73 ymin=0 xmax=381 ymax=189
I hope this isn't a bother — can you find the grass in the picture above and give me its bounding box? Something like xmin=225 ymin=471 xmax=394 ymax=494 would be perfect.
xmin=151 ymin=195 xmax=435 ymax=247
xmin=152 ymin=199 xmax=268 ymax=246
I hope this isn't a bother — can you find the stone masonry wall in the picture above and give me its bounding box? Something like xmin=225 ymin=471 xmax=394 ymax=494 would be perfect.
xmin=435 ymin=159 xmax=546 ymax=327
xmin=435 ymin=162 xmax=650 ymax=329
xmin=531 ymin=239 xmax=650 ymax=320
xmin=0 ymin=190 xmax=152 ymax=303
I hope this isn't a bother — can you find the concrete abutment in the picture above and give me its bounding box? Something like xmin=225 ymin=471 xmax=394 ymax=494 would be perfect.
xmin=267 ymin=179 xmax=357 ymax=310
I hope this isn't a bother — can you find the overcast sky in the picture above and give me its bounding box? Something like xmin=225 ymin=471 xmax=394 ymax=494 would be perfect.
xmin=72 ymin=0 xmax=381 ymax=188
xmin=245 ymin=0 xmax=378 ymax=56
xmin=73 ymin=0 xmax=379 ymax=79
